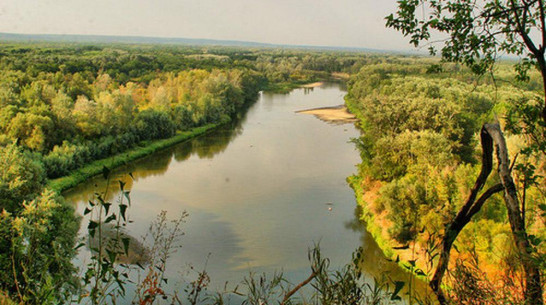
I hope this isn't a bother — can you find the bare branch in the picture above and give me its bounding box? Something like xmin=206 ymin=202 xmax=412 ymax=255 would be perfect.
xmin=280 ymin=271 xmax=317 ymax=305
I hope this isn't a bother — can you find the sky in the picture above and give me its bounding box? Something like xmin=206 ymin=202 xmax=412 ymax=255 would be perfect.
xmin=0 ymin=0 xmax=414 ymax=51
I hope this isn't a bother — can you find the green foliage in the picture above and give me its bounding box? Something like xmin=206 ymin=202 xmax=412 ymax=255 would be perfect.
xmin=135 ymin=109 xmax=176 ymax=141
xmin=0 ymin=189 xmax=79 ymax=304
xmin=81 ymin=173 xmax=132 ymax=305
xmin=47 ymin=124 xmax=218 ymax=193
xmin=0 ymin=142 xmax=46 ymax=212
xmin=386 ymin=0 xmax=545 ymax=80
xmin=346 ymin=59 xmax=545 ymax=282
xmin=346 ymin=63 xmax=511 ymax=182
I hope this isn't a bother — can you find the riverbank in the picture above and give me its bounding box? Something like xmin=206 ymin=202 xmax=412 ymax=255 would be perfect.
xmin=50 ymin=80 xmax=331 ymax=194
xmin=301 ymin=81 xmax=324 ymax=88
xmin=345 ymin=96 xmax=431 ymax=282
xmin=48 ymin=123 xmax=223 ymax=193
xmin=296 ymin=105 xmax=357 ymax=124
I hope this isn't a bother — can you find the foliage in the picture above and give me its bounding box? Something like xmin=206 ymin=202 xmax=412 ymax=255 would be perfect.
xmin=346 ymin=59 xmax=545 ymax=303
xmin=0 ymin=142 xmax=46 ymax=212
xmin=209 ymin=247 xmax=407 ymax=305
xmin=385 ymin=0 xmax=546 ymax=81
xmin=0 ymin=190 xmax=79 ymax=304
xmin=386 ymin=2 xmax=546 ymax=303
xmin=134 ymin=210 xmax=187 ymax=304
xmin=80 ymin=173 xmax=133 ymax=305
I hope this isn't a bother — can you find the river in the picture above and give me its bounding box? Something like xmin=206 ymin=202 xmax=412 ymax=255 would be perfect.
xmin=64 ymin=82 xmax=421 ymax=303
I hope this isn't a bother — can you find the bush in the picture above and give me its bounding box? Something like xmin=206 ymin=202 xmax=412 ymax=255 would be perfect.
xmin=0 ymin=142 xmax=46 ymax=212
xmin=134 ymin=109 xmax=176 ymax=141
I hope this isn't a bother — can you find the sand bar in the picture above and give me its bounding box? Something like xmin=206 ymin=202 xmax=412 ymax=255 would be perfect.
xmin=296 ymin=105 xmax=358 ymax=124
xmin=301 ymin=82 xmax=324 ymax=88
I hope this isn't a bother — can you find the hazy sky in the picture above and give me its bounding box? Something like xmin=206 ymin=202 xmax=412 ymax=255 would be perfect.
xmin=0 ymin=0 xmax=414 ymax=50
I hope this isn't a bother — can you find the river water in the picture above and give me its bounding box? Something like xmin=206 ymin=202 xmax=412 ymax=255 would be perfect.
xmin=65 ymin=83 xmax=419 ymax=302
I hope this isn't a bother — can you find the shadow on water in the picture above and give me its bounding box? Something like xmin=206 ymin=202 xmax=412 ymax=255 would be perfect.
xmin=63 ymin=105 xmax=251 ymax=204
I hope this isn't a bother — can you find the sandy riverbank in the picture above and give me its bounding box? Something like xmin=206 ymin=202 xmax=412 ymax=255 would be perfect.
xmin=301 ymin=81 xmax=324 ymax=88
xmin=296 ymin=105 xmax=358 ymax=124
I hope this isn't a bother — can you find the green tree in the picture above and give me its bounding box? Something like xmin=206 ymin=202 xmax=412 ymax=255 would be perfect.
xmin=0 ymin=142 xmax=46 ymax=212
xmin=386 ymin=0 xmax=546 ymax=123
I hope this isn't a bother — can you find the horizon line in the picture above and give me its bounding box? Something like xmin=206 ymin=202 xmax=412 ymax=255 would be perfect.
xmin=0 ymin=31 xmax=422 ymax=55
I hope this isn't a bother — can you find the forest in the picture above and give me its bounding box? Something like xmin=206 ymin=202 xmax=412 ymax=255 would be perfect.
xmin=0 ymin=39 xmax=545 ymax=304
xmin=346 ymin=58 xmax=545 ymax=303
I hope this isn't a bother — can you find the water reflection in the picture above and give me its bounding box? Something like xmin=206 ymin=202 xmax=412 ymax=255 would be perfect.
xmin=64 ymin=83 xmax=424 ymax=300
xmin=64 ymin=116 xmax=248 ymax=204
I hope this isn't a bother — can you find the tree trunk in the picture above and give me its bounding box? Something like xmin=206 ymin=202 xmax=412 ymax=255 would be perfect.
xmin=429 ymin=126 xmax=502 ymax=304
xmin=483 ymin=124 xmax=543 ymax=305
xmin=538 ymin=56 xmax=546 ymax=126
xmin=429 ymin=124 xmax=543 ymax=305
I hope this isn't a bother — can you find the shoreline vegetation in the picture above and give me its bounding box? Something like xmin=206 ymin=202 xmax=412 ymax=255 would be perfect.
xmin=4 ymin=41 xmax=543 ymax=304
xmin=49 ymin=79 xmax=332 ymax=194
xmin=344 ymin=59 xmax=545 ymax=302
xmin=47 ymin=122 xmax=223 ymax=193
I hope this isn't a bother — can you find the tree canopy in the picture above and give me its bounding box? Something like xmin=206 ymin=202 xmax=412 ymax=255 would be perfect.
xmin=386 ymin=0 xmax=546 ymax=122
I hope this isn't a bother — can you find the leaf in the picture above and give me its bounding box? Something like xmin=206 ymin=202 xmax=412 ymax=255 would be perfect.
xmin=75 ymin=242 xmax=86 ymax=250
xmin=83 ymin=207 xmax=92 ymax=215
xmin=119 ymin=204 xmax=128 ymax=221
xmin=391 ymin=281 xmax=405 ymax=301
xmin=102 ymin=202 xmax=112 ymax=215
xmin=102 ymin=166 xmax=111 ymax=180
xmin=119 ymin=180 xmax=126 ymax=191
xmin=122 ymin=237 xmax=130 ymax=255
xmin=415 ymin=269 xmax=426 ymax=276
xmin=105 ymin=214 xmax=116 ymax=224
xmin=88 ymin=220 xmax=98 ymax=230
xmin=88 ymin=221 xmax=98 ymax=238
xmin=107 ymin=249 xmax=117 ymax=263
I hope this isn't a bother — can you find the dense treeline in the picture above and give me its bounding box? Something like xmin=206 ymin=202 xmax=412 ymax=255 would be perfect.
xmin=0 ymin=45 xmax=272 ymax=180
xmin=1 ymin=68 xmax=261 ymax=178
xmin=347 ymin=59 xmax=545 ymax=301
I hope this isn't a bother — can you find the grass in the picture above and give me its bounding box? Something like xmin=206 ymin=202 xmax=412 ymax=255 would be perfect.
xmin=48 ymin=123 xmax=223 ymax=193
